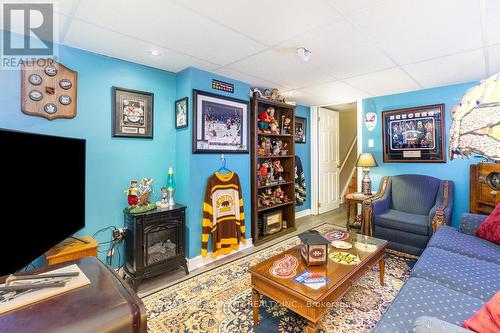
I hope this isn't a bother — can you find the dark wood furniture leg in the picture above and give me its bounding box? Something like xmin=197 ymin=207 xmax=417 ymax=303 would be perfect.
xmin=346 ymin=201 xmax=351 ymax=226
xmin=307 ymin=320 xmax=319 ymax=333
xmin=252 ymin=288 xmax=260 ymax=327
xmin=378 ymin=258 xmax=385 ymax=285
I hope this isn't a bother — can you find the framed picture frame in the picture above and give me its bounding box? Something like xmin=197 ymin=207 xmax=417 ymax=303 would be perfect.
xmin=295 ymin=116 xmax=307 ymax=143
xmin=192 ymin=89 xmax=249 ymax=154
xmin=175 ymin=97 xmax=188 ymax=129
xmin=382 ymin=104 xmax=446 ymax=163
xmin=112 ymin=87 xmax=153 ymax=138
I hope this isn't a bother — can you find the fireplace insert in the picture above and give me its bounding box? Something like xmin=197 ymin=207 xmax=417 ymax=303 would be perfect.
xmin=124 ymin=204 xmax=187 ymax=290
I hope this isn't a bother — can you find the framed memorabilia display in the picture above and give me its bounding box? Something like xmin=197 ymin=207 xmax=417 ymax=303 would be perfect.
xmin=295 ymin=116 xmax=307 ymax=143
xmin=175 ymin=97 xmax=188 ymax=129
xmin=192 ymin=89 xmax=249 ymax=154
xmin=382 ymin=104 xmax=446 ymax=163
xmin=112 ymin=87 xmax=154 ymax=138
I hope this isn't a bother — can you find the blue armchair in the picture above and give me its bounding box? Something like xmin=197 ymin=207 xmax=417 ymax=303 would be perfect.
xmin=362 ymin=174 xmax=454 ymax=256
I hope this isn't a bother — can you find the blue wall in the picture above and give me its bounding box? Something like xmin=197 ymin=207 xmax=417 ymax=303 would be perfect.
xmin=0 ymin=43 xmax=177 ymax=266
xmin=175 ymin=68 xmax=311 ymax=258
xmin=361 ymin=81 xmax=478 ymax=227
xmin=1 ymin=32 xmax=311 ymax=264
xmin=295 ymin=105 xmax=311 ymax=212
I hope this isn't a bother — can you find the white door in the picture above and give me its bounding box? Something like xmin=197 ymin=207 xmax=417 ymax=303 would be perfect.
xmin=318 ymin=107 xmax=340 ymax=214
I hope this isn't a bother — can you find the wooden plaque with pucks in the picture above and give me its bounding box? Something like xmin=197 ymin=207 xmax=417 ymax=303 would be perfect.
xmin=21 ymin=59 xmax=77 ymax=120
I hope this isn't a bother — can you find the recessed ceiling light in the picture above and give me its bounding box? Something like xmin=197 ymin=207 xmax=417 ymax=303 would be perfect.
xmin=296 ymin=47 xmax=311 ymax=62
xmin=150 ymin=50 xmax=161 ymax=56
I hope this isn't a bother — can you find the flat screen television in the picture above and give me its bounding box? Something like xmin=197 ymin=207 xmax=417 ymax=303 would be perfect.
xmin=0 ymin=129 xmax=86 ymax=275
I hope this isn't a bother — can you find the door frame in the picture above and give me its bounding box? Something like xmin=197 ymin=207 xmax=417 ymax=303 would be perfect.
xmin=310 ymin=99 xmax=363 ymax=215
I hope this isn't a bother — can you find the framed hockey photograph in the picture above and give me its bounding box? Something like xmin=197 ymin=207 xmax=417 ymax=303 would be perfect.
xmin=192 ymin=89 xmax=249 ymax=154
xmin=382 ymin=104 xmax=446 ymax=163
xmin=112 ymin=87 xmax=154 ymax=138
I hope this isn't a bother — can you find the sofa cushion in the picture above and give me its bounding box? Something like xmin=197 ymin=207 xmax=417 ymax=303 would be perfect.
xmin=372 ymin=277 xmax=485 ymax=333
xmin=375 ymin=209 xmax=430 ymax=236
xmin=411 ymin=247 xmax=500 ymax=300
xmin=390 ymin=174 xmax=440 ymax=215
xmin=428 ymin=226 xmax=500 ymax=265
xmin=476 ymin=202 xmax=500 ymax=245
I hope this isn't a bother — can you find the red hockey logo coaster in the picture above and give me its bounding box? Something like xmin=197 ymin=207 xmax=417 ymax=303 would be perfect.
xmin=269 ymin=254 xmax=299 ymax=278
xmin=324 ymin=230 xmax=349 ymax=241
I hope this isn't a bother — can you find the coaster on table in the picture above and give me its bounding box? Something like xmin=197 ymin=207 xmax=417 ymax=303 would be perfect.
xmin=331 ymin=240 xmax=352 ymax=249
xmin=324 ymin=230 xmax=349 ymax=241
xmin=328 ymin=251 xmax=361 ymax=265
xmin=355 ymin=242 xmax=378 ymax=252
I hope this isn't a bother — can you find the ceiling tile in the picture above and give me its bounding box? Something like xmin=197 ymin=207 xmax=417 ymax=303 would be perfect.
xmin=484 ymin=0 xmax=500 ymax=46
xmin=73 ymin=0 xmax=266 ymax=66
xmin=299 ymin=80 xmax=368 ymax=104
xmin=327 ymin=0 xmax=384 ymax=15
xmin=403 ymin=49 xmax=486 ymax=88
xmin=228 ymin=49 xmax=335 ymax=89
xmin=176 ymin=0 xmax=340 ymax=46
xmin=344 ymin=67 xmax=420 ymax=96
xmin=279 ymin=18 xmax=394 ymax=79
xmin=64 ymin=19 xmax=218 ymax=73
xmin=488 ymin=44 xmax=500 ymax=75
xmin=347 ymin=0 xmax=483 ymax=65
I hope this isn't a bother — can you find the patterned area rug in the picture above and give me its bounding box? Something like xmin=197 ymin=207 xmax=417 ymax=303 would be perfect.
xmin=143 ymin=224 xmax=415 ymax=333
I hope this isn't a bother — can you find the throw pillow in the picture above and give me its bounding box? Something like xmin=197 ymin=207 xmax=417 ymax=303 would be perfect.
xmin=476 ymin=202 xmax=500 ymax=245
xmin=463 ymin=291 xmax=500 ymax=332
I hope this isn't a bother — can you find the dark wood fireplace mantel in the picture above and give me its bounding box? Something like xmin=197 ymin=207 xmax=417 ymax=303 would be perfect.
xmin=124 ymin=204 xmax=188 ymax=290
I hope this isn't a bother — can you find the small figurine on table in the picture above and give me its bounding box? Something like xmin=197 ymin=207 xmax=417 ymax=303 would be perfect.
xmin=138 ymin=177 xmax=153 ymax=206
xmin=125 ymin=180 xmax=139 ymax=206
xmin=156 ymin=186 xmax=168 ymax=208
xmin=273 ymin=159 xmax=284 ymax=182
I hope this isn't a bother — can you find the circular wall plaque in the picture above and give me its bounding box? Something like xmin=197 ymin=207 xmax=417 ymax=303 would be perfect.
xmin=59 ymin=79 xmax=72 ymax=90
xmin=28 ymin=90 xmax=43 ymax=101
xmin=59 ymin=95 xmax=72 ymax=105
xmin=44 ymin=103 xmax=57 ymax=114
xmin=44 ymin=65 xmax=57 ymax=76
xmin=28 ymin=74 xmax=42 ymax=85
xmin=486 ymin=172 xmax=500 ymax=190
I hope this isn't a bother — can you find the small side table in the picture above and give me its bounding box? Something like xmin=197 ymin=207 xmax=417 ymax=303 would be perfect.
xmin=45 ymin=236 xmax=98 ymax=265
xmin=345 ymin=193 xmax=374 ymax=231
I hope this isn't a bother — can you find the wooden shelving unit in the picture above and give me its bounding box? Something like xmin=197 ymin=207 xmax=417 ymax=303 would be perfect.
xmin=251 ymin=96 xmax=296 ymax=246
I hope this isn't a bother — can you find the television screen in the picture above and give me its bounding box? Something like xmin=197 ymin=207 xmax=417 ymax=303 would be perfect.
xmin=0 ymin=129 xmax=86 ymax=275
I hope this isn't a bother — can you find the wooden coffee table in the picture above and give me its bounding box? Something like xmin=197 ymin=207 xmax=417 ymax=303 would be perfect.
xmin=249 ymin=232 xmax=387 ymax=332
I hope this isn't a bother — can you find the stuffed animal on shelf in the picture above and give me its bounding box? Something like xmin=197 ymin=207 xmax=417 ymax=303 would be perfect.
xmin=272 ymin=186 xmax=285 ymax=204
xmin=272 ymin=140 xmax=282 ymax=155
xmin=273 ymin=159 xmax=284 ymax=182
xmin=259 ymin=137 xmax=272 ymax=156
xmin=282 ymin=115 xmax=292 ymax=134
xmin=259 ymin=161 xmax=270 ymax=186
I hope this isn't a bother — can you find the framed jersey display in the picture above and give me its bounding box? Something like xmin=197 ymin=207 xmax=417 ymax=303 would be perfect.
xmin=382 ymin=104 xmax=446 ymax=163
xmin=112 ymin=87 xmax=154 ymax=138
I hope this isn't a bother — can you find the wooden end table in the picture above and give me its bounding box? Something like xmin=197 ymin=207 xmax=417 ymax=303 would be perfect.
xmin=249 ymin=232 xmax=387 ymax=332
xmin=45 ymin=236 xmax=98 ymax=265
xmin=345 ymin=193 xmax=374 ymax=231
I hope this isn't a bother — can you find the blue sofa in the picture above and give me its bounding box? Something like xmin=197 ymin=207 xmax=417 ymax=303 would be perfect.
xmin=363 ymin=174 xmax=454 ymax=256
xmin=372 ymin=213 xmax=500 ymax=333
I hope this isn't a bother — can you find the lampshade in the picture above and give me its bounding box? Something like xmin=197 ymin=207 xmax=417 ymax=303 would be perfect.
xmin=356 ymin=153 xmax=378 ymax=167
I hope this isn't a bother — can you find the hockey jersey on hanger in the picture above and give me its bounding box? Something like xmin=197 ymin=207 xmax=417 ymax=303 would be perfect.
xmin=201 ymin=172 xmax=246 ymax=258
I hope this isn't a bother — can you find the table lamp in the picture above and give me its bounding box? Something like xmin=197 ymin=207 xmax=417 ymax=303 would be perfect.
xmin=166 ymin=167 xmax=175 ymax=206
xmin=356 ymin=153 xmax=378 ymax=195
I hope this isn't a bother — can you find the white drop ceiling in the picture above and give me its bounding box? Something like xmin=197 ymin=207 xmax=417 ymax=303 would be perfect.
xmin=6 ymin=0 xmax=499 ymax=106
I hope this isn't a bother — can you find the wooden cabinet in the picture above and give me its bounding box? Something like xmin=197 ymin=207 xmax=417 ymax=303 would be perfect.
xmin=250 ymin=96 xmax=296 ymax=245
xmin=470 ymin=162 xmax=500 ymax=214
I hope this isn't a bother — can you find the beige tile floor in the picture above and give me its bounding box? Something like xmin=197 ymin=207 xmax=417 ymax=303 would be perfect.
xmin=138 ymin=205 xmax=349 ymax=297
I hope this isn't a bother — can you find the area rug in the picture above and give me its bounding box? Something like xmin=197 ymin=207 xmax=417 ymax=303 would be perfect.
xmin=142 ymin=224 xmax=416 ymax=333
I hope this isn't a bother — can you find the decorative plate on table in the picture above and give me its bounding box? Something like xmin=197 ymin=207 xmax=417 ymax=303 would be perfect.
xmin=331 ymin=240 xmax=352 ymax=249
xmin=328 ymin=251 xmax=361 ymax=265
xmin=354 ymin=242 xmax=378 ymax=253
xmin=324 ymin=230 xmax=349 ymax=241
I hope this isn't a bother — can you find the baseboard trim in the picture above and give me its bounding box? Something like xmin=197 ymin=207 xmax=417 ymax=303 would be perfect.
xmin=187 ymin=238 xmax=253 ymax=272
xmin=295 ymin=208 xmax=311 ymax=219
